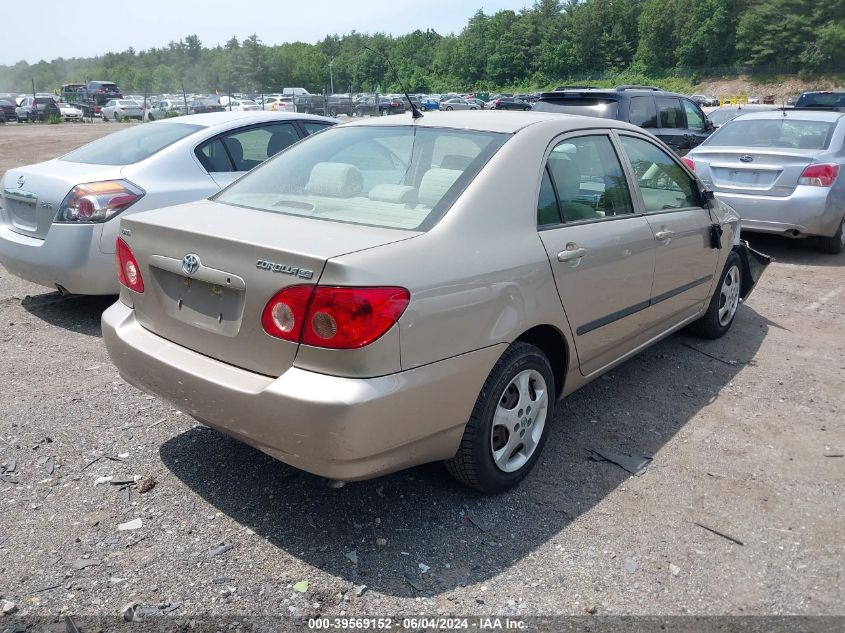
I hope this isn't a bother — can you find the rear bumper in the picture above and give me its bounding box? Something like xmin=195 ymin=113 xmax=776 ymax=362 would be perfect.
xmin=0 ymin=222 xmax=118 ymax=294
xmin=102 ymin=301 xmax=503 ymax=481
xmin=714 ymin=188 xmax=842 ymax=238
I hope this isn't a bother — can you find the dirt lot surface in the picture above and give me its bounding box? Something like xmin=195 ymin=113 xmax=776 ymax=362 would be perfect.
xmin=697 ymin=76 xmax=843 ymax=103
xmin=0 ymin=123 xmax=843 ymax=625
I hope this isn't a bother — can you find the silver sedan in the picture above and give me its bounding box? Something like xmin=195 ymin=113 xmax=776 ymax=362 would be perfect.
xmin=102 ymin=111 xmax=769 ymax=493
xmin=440 ymin=98 xmax=480 ymax=111
xmin=686 ymin=109 xmax=845 ymax=253
xmin=0 ymin=111 xmax=335 ymax=294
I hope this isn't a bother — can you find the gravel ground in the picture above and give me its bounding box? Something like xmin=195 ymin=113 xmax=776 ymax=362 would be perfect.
xmin=0 ymin=123 xmax=843 ymax=624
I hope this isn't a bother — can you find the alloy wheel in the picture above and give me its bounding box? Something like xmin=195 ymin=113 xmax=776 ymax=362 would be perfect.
xmin=490 ymin=369 xmax=548 ymax=473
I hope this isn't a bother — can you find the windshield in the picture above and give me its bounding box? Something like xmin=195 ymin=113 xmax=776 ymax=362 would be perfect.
xmin=215 ymin=125 xmax=508 ymax=231
xmin=60 ymin=122 xmax=204 ymax=165
xmin=706 ymin=118 xmax=835 ymax=150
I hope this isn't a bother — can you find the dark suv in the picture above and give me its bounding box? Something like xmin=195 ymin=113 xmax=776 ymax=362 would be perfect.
xmin=85 ymin=81 xmax=122 ymax=106
xmin=534 ymin=86 xmax=713 ymax=154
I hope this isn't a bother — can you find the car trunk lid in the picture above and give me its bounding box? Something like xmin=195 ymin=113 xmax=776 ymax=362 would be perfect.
xmin=1 ymin=160 xmax=123 ymax=239
xmin=692 ymin=148 xmax=821 ymax=197
xmin=121 ymin=199 xmax=417 ymax=377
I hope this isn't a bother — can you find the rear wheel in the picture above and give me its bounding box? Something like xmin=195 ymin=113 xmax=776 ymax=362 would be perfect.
xmin=817 ymin=216 xmax=845 ymax=254
xmin=690 ymin=251 xmax=742 ymax=339
xmin=446 ymin=106 xmax=453 ymax=111
xmin=445 ymin=342 xmax=554 ymax=494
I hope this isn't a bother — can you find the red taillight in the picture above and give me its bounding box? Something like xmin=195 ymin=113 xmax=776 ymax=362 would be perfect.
xmin=115 ymin=237 xmax=144 ymax=293
xmin=261 ymin=285 xmax=410 ymax=349
xmin=682 ymin=157 xmax=695 ymax=172
xmin=798 ymin=163 xmax=839 ymax=187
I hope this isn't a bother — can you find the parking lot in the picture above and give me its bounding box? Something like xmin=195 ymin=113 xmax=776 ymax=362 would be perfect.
xmin=0 ymin=122 xmax=843 ymax=622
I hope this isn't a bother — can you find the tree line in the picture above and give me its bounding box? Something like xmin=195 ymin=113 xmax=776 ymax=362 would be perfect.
xmin=1 ymin=0 xmax=842 ymax=95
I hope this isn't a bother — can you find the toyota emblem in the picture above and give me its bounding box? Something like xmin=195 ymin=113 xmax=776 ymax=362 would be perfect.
xmin=182 ymin=253 xmax=200 ymax=275
xmin=16 ymin=175 xmax=25 ymax=188
xmin=739 ymin=155 xmax=754 ymax=163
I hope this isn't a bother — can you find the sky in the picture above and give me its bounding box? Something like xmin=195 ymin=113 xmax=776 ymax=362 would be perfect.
xmin=0 ymin=0 xmax=531 ymax=66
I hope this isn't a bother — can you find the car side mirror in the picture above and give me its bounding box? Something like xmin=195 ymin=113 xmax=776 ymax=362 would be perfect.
xmin=702 ymin=188 xmax=715 ymax=202
xmin=705 ymin=118 xmax=714 ymax=133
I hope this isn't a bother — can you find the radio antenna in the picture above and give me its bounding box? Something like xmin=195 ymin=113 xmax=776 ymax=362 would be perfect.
xmin=362 ymin=45 xmax=423 ymax=120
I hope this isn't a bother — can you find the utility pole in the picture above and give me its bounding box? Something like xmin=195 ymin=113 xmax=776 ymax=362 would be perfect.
xmin=329 ymin=59 xmax=334 ymax=95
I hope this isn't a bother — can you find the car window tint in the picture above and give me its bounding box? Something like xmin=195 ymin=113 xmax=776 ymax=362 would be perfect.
xmin=537 ymin=167 xmax=561 ymax=227
xmin=656 ymin=97 xmax=685 ymax=129
xmin=628 ymin=96 xmax=658 ymax=127
xmin=682 ymin=100 xmax=705 ymax=132
xmin=301 ymin=121 xmax=334 ymax=135
xmin=619 ymin=135 xmax=699 ymax=211
xmin=546 ymin=135 xmax=634 ymax=222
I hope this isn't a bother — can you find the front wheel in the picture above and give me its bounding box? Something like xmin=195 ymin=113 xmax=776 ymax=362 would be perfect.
xmin=446 ymin=106 xmax=453 ymax=111
xmin=817 ymin=216 xmax=845 ymax=254
xmin=445 ymin=342 xmax=555 ymax=494
xmin=690 ymin=251 xmax=742 ymax=339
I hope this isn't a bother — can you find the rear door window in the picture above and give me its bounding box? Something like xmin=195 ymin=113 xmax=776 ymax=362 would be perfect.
xmin=544 ymin=135 xmax=635 ymax=222
xmin=197 ymin=122 xmax=302 ymax=172
xmin=656 ymin=97 xmax=685 ymax=129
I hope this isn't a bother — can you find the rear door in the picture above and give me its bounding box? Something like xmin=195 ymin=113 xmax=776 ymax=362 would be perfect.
xmin=196 ymin=122 xmax=304 ymax=188
xmin=537 ymin=133 xmax=657 ymax=376
xmin=617 ymin=133 xmax=718 ymax=327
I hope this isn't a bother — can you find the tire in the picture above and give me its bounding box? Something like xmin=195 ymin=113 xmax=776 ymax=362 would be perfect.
xmin=689 ymin=251 xmax=742 ymax=339
xmin=817 ymin=216 xmax=845 ymax=254
xmin=329 ymin=108 xmax=338 ymax=117
xmin=446 ymin=106 xmax=453 ymax=111
xmin=445 ymin=342 xmax=555 ymax=494
xmin=524 ymin=106 xmax=531 ymax=111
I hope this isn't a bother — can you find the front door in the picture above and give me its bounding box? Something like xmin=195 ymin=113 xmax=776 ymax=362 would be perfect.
xmin=537 ymin=133 xmax=657 ymax=376
xmin=617 ymin=133 xmax=719 ymax=329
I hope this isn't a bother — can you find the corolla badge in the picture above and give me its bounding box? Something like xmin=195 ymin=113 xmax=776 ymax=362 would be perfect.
xmin=182 ymin=253 xmax=200 ymax=275
xmin=17 ymin=175 xmax=25 ymax=188
xmin=739 ymin=155 xmax=754 ymax=163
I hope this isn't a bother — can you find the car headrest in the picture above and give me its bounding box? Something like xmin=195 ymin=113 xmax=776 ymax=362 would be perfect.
xmin=548 ymin=156 xmax=580 ymax=200
xmin=418 ymin=168 xmax=462 ymax=207
xmin=305 ymin=162 xmax=363 ymax=198
xmin=368 ymin=184 xmax=418 ymax=205
xmin=222 ymin=137 xmax=243 ymax=163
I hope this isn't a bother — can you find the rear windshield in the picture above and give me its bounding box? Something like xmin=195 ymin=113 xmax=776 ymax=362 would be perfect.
xmin=795 ymin=93 xmax=845 ymax=108
xmin=533 ymin=98 xmax=619 ymax=119
xmin=60 ymin=122 xmax=204 ymax=165
xmin=35 ymin=98 xmax=55 ymax=105
xmin=707 ymin=118 xmax=835 ymax=150
xmin=215 ymin=125 xmax=508 ymax=231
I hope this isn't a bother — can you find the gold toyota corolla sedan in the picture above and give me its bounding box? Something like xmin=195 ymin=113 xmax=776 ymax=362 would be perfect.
xmin=102 ymin=111 xmax=769 ymax=494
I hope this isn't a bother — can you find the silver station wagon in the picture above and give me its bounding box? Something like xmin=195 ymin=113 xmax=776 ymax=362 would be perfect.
xmin=103 ymin=112 xmax=769 ymax=493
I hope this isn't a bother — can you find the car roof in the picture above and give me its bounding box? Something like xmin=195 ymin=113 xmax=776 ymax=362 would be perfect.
xmin=734 ymin=109 xmax=845 ymax=122
xmin=150 ymin=111 xmax=336 ymax=128
xmin=339 ymin=110 xmax=644 ymax=134
xmin=540 ymin=87 xmax=685 ymax=99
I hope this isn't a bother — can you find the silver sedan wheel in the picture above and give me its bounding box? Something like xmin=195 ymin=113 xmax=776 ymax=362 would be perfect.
xmin=490 ymin=369 xmax=548 ymax=473
xmin=718 ymin=264 xmax=741 ymax=327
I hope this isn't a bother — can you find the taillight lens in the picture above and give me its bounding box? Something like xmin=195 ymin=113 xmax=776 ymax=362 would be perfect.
xmin=115 ymin=237 xmax=144 ymax=293
xmin=798 ymin=163 xmax=839 ymax=187
xmin=682 ymin=157 xmax=695 ymax=172
xmin=261 ymin=285 xmax=410 ymax=349
xmin=56 ymin=180 xmax=144 ymax=223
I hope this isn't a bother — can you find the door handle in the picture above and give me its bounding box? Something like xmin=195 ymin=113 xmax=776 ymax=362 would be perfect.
xmin=557 ymin=246 xmax=587 ymax=262
xmin=654 ymin=230 xmax=674 ymax=241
